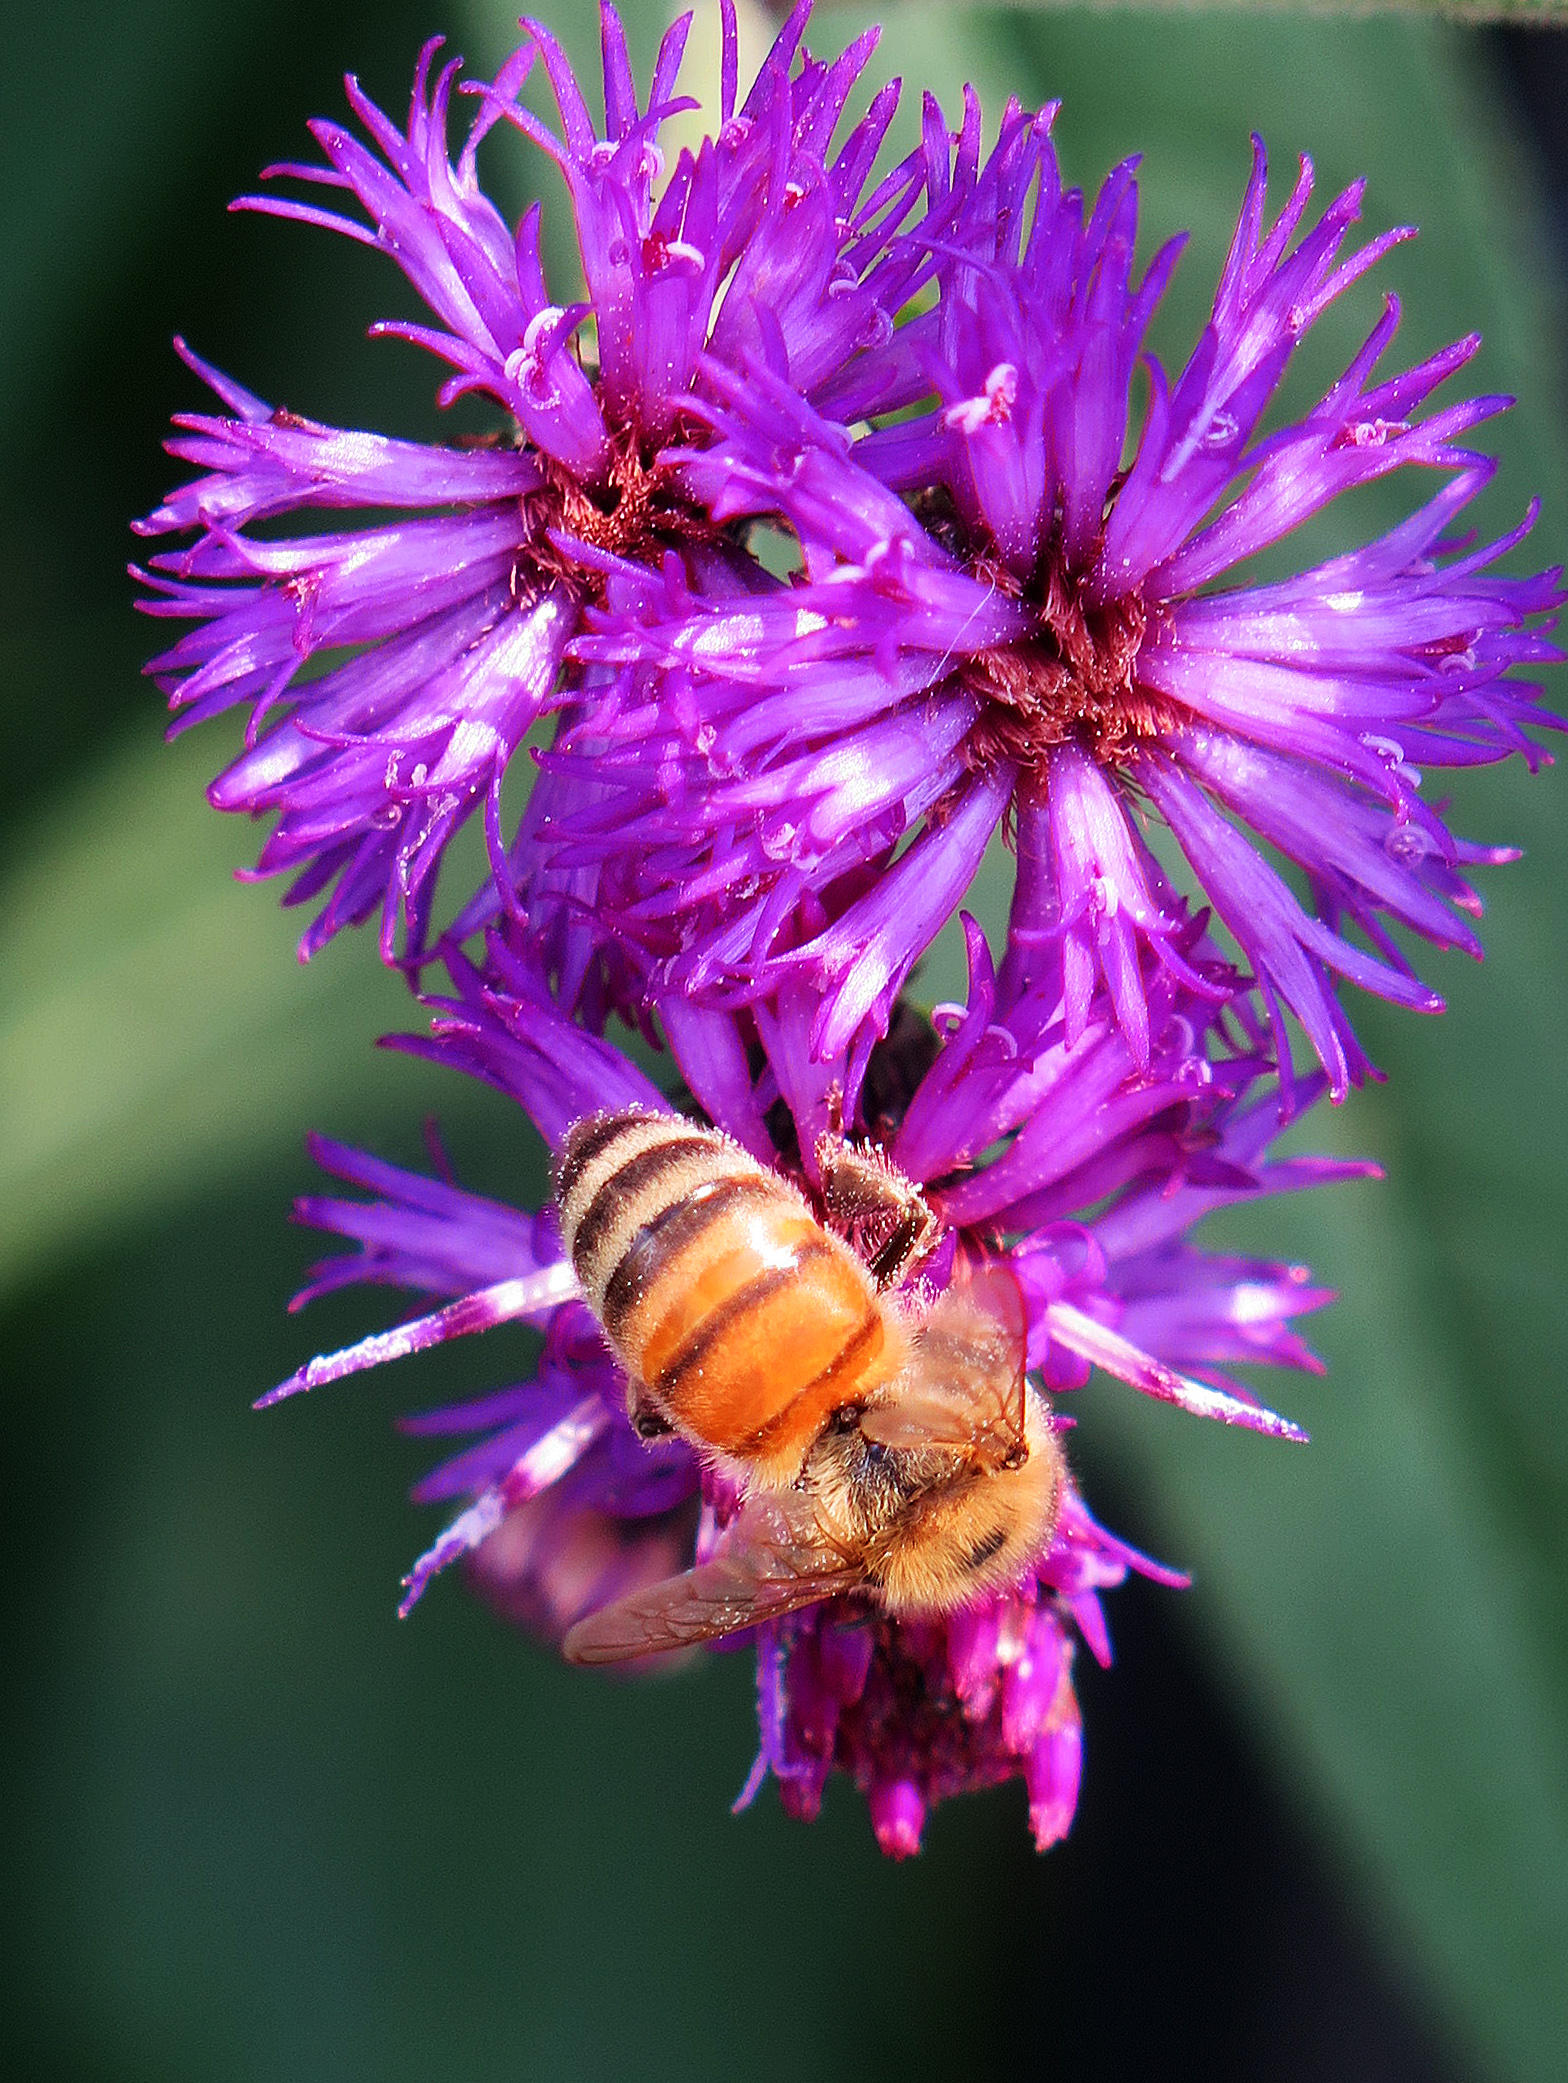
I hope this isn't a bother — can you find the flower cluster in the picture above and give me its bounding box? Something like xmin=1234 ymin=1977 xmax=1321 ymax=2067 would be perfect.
xmin=142 ymin=5 xmax=1559 ymax=1853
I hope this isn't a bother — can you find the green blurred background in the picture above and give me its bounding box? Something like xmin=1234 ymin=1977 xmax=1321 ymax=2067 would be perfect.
xmin=5 ymin=3 xmax=1568 ymax=2077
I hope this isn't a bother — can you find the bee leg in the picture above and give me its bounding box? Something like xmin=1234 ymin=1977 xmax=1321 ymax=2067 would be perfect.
xmin=815 ymin=1135 xmax=941 ymax=1291
xmin=866 ymin=1201 xmax=942 ymax=1291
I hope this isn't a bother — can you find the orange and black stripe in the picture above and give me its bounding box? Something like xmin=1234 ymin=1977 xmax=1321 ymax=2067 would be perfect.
xmin=552 ymin=1107 xmax=901 ymax=1476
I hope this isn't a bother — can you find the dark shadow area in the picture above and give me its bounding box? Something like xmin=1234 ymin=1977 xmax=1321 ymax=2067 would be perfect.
xmin=1493 ymin=25 xmax=1568 ymax=281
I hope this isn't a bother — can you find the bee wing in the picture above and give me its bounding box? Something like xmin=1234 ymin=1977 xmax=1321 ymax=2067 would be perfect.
xmin=860 ymin=1258 xmax=1030 ymax=1469
xmin=561 ymin=1492 xmax=866 ymax=1666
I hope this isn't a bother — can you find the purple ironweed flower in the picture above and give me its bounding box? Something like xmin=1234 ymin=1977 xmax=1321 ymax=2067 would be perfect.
xmin=134 ymin=4 xmax=933 ymax=967
xmin=740 ymin=1487 xmax=1168 ymax=1857
xmin=559 ymin=103 xmax=1563 ymax=1095
xmin=267 ymin=918 xmax=1370 ymax=1848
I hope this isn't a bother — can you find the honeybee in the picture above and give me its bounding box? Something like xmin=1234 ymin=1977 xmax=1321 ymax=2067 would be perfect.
xmin=552 ymin=1107 xmax=1064 ymax=1664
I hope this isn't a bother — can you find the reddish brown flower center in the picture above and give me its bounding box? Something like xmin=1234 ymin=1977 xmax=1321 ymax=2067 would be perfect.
xmin=816 ymin=1604 xmax=1074 ymax=1804
xmin=515 ymin=425 xmax=719 ymax=604
xmin=962 ymin=552 xmax=1181 ymax=770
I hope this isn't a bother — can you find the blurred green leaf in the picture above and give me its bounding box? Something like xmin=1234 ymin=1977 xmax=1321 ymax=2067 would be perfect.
xmin=0 ymin=726 xmax=488 ymax=1296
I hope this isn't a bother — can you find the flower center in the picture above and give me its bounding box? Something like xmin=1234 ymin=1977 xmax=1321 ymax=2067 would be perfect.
xmin=516 ymin=426 xmax=719 ymax=603
xmin=959 ymin=552 xmax=1182 ymax=771
xmin=825 ymin=1603 xmax=1054 ymax=1792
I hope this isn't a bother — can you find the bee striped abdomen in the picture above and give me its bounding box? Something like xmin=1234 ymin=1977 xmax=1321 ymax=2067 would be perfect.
xmin=555 ymin=1111 xmax=770 ymax=1314
xmin=554 ymin=1109 xmax=896 ymax=1478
